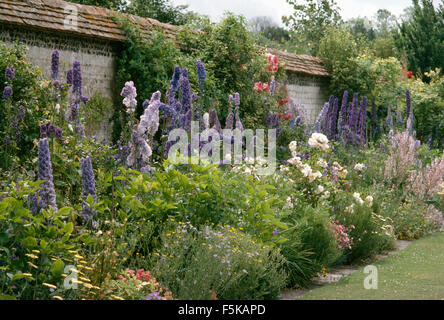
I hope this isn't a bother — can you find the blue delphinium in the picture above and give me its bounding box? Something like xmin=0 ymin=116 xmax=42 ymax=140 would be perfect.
xmin=80 ymin=156 xmax=97 ymax=222
xmin=5 ymin=66 xmax=15 ymax=79
xmin=181 ymin=69 xmax=191 ymax=113
xmin=66 ymin=69 xmax=73 ymax=84
xmin=38 ymin=138 xmax=58 ymax=212
xmin=209 ymin=108 xmax=222 ymax=133
xmin=337 ymin=90 xmax=348 ymax=139
xmin=2 ymin=86 xmax=12 ymax=99
xmin=371 ymin=100 xmax=378 ymax=139
xmin=72 ymin=60 xmax=82 ymax=96
xmin=196 ymin=60 xmax=207 ymax=90
xmin=51 ymin=50 xmax=60 ymax=80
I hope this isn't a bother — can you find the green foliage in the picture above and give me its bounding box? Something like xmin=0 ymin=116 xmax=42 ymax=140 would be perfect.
xmin=110 ymin=162 xmax=285 ymax=244
xmin=151 ymin=223 xmax=287 ymax=300
xmin=395 ymin=0 xmax=444 ymax=77
xmin=66 ymin=0 xmax=125 ymax=10
xmin=113 ymin=16 xmax=182 ymax=141
xmin=126 ymin=0 xmax=191 ymax=25
xmin=0 ymin=181 xmax=78 ymax=299
xmin=403 ymin=68 xmax=444 ymax=147
xmin=283 ymin=0 xmax=342 ymax=54
xmin=0 ymin=42 xmax=55 ymax=172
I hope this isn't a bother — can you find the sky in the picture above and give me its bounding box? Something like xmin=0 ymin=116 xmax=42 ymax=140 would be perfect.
xmin=171 ymin=0 xmax=431 ymax=26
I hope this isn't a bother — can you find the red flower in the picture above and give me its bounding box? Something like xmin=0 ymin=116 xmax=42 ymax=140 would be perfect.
xmin=254 ymin=82 xmax=263 ymax=93
xmin=283 ymin=113 xmax=292 ymax=120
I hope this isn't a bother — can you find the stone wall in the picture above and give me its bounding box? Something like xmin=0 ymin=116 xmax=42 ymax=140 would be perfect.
xmin=0 ymin=23 xmax=330 ymax=130
xmin=285 ymin=73 xmax=330 ymax=124
xmin=0 ymin=24 xmax=117 ymax=139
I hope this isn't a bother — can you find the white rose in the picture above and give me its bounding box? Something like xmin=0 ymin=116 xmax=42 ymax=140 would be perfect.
xmin=315 ymin=185 xmax=325 ymax=194
xmin=309 ymin=171 xmax=322 ymax=182
xmin=354 ymin=163 xmax=365 ymax=171
xmin=308 ymin=133 xmax=330 ymax=151
xmin=289 ymin=141 xmax=298 ymax=152
xmin=317 ymin=159 xmax=328 ymax=168
xmin=321 ymin=191 xmax=330 ymax=199
xmin=365 ymin=196 xmax=374 ymax=205
xmin=301 ymin=164 xmax=312 ymax=177
xmin=345 ymin=204 xmax=355 ymax=213
xmin=353 ymin=192 xmax=364 ymax=205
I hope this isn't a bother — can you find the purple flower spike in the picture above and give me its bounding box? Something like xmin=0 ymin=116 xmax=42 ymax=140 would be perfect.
xmin=72 ymin=60 xmax=82 ymax=96
xmin=80 ymin=156 xmax=97 ymax=222
xmin=55 ymin=127 xmax=63 ymax=140
xmin=2 ymin=86 xmax=12 ymax=99
xmin=66 ymin=69 xmax=73 ymax=84
xmin=5 ymin=66 xmax=15 ymax=79
xmin=51 ymin=50 xmax=60 ymax=80
xmin=234 ymin=93 xmax=240 ymax=107
xmin=181 ymin=68 xmax=191 ymax=113
xmin=196 ymin=60 xmax=207 ymax=89
xmin=38 ymin=138 xmax=58 ymax=213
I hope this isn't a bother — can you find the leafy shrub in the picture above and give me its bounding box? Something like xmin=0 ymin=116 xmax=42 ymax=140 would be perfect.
xmin=334 ymin=192 xmax=395 ymax=263
xmin=0 ymin=42 xmax=55 ymax=171
xmin=0 ymin=181 xmax=79 ymax=300
xmin=388 ymin=201 xmax=437 ymax=240
xmin=151 ymin=222 xmax=287 ymax=300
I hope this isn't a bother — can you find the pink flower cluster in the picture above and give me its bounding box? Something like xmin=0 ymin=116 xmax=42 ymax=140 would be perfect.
xmin=330 ymin=221 xmax=354 ymax=250
xmin=119 ymin=268 xmax=153 ymax=282
xmin=407 ymin=151 xmax=444 ymax=200
xmin=266 ymin=54 xmax=279 ymax=72
xmin=254 ymin=82 xmax=270 ymax=93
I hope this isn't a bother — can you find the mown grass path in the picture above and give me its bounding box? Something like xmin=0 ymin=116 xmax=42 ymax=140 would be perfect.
xmin=300 ymin=232 xmax=444 ymax=300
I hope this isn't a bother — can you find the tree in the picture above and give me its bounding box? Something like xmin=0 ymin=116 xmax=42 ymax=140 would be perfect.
xmin=374 ymin=9 xmax=397 ymax=35
xmin=66 ymin=0 xmax=126 ymax=10
xmin=126 ymin=0 xmax=191 ymax=25
xmin=346 ymin=17 xmax=376 ymax=41
xmin=283 ymin=0 xmax=342 ymax=54
xmin=395 ymin=0 xmax=444 ymax=77
xmin=248 ymin=16 xmax=291 ymax=50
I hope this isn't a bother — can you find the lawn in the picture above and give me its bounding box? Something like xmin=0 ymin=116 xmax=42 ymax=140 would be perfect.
xmin=301 ymin=232 xmax=444 ymax=300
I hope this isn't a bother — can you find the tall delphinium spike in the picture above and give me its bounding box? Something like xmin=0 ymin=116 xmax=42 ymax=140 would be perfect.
xmin=337 ymin=90 xmax=348 ymax=139
xmin=66 ymin=69 xmax=73 ymax=85
xmin=405 ymin=89 xmax=411 ymax=126
xmin=371 ymin=100 xmax=378 ymax=140
xmin=38 ymin=138 xmax=58 ymax=212
xmin=321 ymin=95 xmax=335 ymax=136
xmin=357 ymin=96 xmax=367 ymax=144
xmin=270 ymin=78 xmax=276 ymax=96
xmin=329 ymin=98 xmax=339 ymax=139
xmin=196 ymin=60 xmax=207 ymax=91
xmin=181 ymin=69 xmax=191 ymax=114
xmin=314 ymin=102 xmax=329 ymax=133
xmin=407 ymin=111 xmax=415 ymax=136
xmin=121 ymin=81 xmax=138 ymax=114
xmin=51 ymin=50 xmax=60 ymax=80
xmin=80 ymin=156 xmax=97 ymax=223
xmin=348 ymin=93 xmax=359 ymax=133
xmin=209 ymin=108 xmax=222 ymax=133
xmin=169 ymin=65 xmax=181 ymax=103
